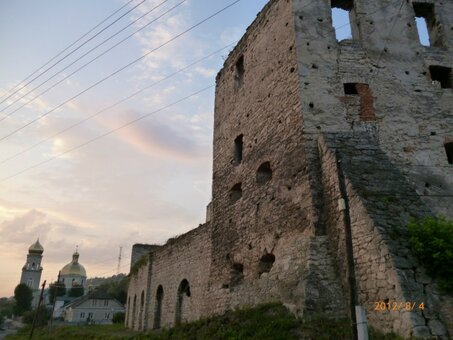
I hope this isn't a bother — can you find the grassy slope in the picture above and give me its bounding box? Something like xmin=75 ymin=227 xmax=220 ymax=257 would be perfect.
xmin=7 ymin=303 xmax=363 ymax=339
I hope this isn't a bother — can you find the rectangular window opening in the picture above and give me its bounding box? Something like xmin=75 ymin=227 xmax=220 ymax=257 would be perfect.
xmin=344 ymin=83 xmax=358 ymax=95
xmin=234 ymin=134 xmax=243 ymax=165
xmin=331 ymin=0 xmax=354 ymax=41
xmin=445 ymin=142 xmax=453 ymax=164
xmin=429 ymin=66 xmax=452 ymax=89
xmin=413 ymin=3 xmax=443 ymax=47
xmin=235 ymin=56 xmax=244 ymax=89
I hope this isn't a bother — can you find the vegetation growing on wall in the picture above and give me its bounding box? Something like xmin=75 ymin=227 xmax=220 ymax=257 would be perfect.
xmin=130 ymin=255 xmax=148 ymax=276
xmin=408 ymin=216 xmax=453 ymax=294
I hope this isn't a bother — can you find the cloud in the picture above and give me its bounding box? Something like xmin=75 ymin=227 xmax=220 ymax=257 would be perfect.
xmin=0 ymin=209 xmax=50 ymax=244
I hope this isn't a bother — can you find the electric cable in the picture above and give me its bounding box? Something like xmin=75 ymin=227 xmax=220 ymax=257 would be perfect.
xmin=0 ymin=0 xmax=177 ymax=116
xmin=0 ymin=85 xmax=214 ymax=183
xmin=0 ymin=0 xmax=241 ymax=144
xmin=0 ymin=0 xmax=146 ymax=106
xmin=0 ymin=43 xmax=235 ymax=167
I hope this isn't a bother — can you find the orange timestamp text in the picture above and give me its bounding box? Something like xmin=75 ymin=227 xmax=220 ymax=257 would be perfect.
xmin=374 ymin=301 xmax=425 ymax=312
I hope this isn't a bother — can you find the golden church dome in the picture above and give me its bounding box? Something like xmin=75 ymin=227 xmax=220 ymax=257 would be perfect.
xmin=28 ymin=239 xmax=44 ymax=254
xmin=60 ymin=251 xmax=87 ymax=277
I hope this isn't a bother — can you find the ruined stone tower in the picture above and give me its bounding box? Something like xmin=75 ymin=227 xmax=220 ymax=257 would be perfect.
xmin=126 ymin=0 xmax=453 ymax=337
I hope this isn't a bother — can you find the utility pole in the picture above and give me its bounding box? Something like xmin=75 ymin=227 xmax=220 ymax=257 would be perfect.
xmin=48 ymin=271 xmax=61 ymax=334
xmin=29 ymin=280 xmax=46 ymax=340
xmin=117 ymin=246 xmax=122 ymax=274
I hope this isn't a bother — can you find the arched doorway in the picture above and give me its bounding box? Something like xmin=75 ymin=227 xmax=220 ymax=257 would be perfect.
xmin=153 ymin=285 xmax=164 ymax=329
xmin=139 ymin=290 xmax=144 ymax=330
xmin=175 ymin=279 xmax=191 ymax=325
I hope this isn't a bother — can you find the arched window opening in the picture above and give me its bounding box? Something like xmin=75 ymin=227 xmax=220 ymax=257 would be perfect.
xmin=139 ymin=290 xmax=145 ymax=330
xmin=258 ymin=253 xmax=276 ymax=276
xmin=153 ymin=285 xmax=164 ymax=329
xmin=175 ymin=279 xmax=191 ymax=325
xmin=132 ymin=295 xmax=137 ymax=329
xmin=230 ymin=183 xmax=242 ymax=203
xmin=256 ymin=162 xmax=273 ymax=184
xmin=126 ymin=296 xmax=131 ymax=327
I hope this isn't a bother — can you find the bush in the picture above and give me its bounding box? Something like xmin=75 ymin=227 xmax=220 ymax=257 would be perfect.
xmin=112 ymin=312 xmax=125 ymax=324
xmin=22 ymin=305 xmax=51 ymax=327
xmin=408 ymin=216 xmax=453 ymax=294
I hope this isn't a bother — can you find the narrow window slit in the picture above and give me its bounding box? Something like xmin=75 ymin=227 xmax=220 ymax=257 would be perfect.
xmin=234 ymin=134 xmax=243 ymax=165
xmin=235 ymin=56 xmax=244 ymax=88
xmin=445 ymin=141 xmax=453 ymax=164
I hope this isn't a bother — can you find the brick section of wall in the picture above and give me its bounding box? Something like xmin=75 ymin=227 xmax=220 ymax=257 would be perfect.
xmin=356 ymin=83 xmax=375 ymax=121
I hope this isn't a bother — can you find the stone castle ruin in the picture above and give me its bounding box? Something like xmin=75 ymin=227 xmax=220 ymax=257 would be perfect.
xmin=126 ymin=0 xmax=453 ymax=337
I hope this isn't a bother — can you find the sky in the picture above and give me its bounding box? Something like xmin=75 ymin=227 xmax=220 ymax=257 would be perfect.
xmin=0 ymin=0 xmax=427 ymax=298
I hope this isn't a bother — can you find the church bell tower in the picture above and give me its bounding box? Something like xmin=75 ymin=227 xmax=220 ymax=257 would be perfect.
xmin=20 ymin=239 xmax=44 ymax=291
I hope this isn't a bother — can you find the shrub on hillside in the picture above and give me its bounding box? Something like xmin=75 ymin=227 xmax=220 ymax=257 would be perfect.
xmin=22 ymin=305 xmax=51 ymax=326
xmin=408 ymin=216 xmax=453 ymax=294
xmin=112 ymin=312 xmax=125 ymax=324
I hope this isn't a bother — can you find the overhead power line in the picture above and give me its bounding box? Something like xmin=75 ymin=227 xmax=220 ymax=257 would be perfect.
xmin=0 ymin=0 xmax=241 ymax=144
xmin=0 ymin=0 xmax=145 ymax=106
xmin=0 ymin=42 xmax=235 ymax=167
xmin=0 ymin=85 xmax=214 ymax=184
xmin=0 ymin=0 xmax=177 ymax=116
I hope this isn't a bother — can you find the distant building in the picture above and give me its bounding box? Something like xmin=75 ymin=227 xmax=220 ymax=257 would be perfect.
xmin=20 ymin=239 xmax=44 ymax=307
xmin=62 ymin=290 xmax=124 ymax=324
xmin=60 ymin=250 xmax=87 ymax=291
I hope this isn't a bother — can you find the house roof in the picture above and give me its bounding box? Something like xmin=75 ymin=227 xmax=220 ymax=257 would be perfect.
xmin=64 ymin=290 xmax=119 ymax=309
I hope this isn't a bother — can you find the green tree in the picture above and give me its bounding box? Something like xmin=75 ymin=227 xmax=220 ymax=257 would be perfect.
xmin=68 ymin=284 xmax=84 ymax=297
xmin=97 ymin=276 xmax=129 ymax=305
xmin=0 ymin=297 xmax=15 ymax=322
xmin=48 ymin=282 xmax=66 ymax=303
xmin=14 ymin=283 xmax=33 ymax=315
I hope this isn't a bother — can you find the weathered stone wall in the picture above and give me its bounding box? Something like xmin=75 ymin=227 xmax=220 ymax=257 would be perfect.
xmin=208 ymin=0 xmax=348 ymax=318
xmin=126 ymin=254 xmax=151 ymax=330
xmin=126 ymin=0 xmax=453 ymax=336
xmin=130 ymin=244 xmax=159 ymax=271
xmin=319 ymin=133 xmax=451 ymax=338
xmin=293 ymin=0 xmax=453 ymax=218
xmin=126 ymin=223 xmax=212 ymax=330
xmin=145 ymin=223 xmax=212 ymax=329
xmin=293 ymin=0 xmax=452 ymax=335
